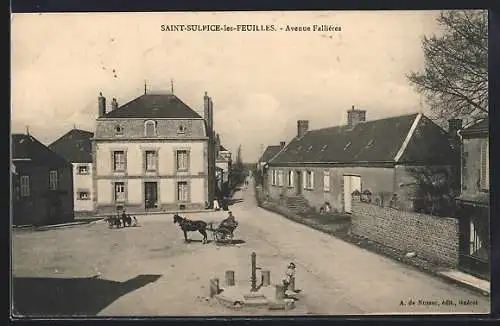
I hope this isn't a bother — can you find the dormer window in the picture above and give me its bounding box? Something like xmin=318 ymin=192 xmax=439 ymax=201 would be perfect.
xmin=177 ymin=124 xmax=185 ymax=134
xmin=144 ymin=120 xmax=157 ymax=137
xmin=115 ymin=124 xmax=123 ymax=134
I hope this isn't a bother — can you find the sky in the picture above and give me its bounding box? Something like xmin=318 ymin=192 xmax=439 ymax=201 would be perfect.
xmin=11 ymin=11 xmax=443 ymax=162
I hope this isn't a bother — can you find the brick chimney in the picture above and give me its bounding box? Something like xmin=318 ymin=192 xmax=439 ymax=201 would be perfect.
xmin=297 ymin=120 xmax=309 ymax=139
xmin=98 ymin=92 xmax=106 ymax=117
xmin=203 ymin=92 xmax=214 ymax=135
xmin=111 ymin=98 xmax=118 ymax=111
xmin=347 ymin=105 xmax=366 ymax=129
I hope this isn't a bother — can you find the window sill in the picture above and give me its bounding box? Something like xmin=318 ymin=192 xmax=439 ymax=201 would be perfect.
xmin=77 ymin=173 xmax=90 ymax=175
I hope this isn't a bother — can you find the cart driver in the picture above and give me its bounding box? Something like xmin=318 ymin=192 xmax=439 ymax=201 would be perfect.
xmin=219 ymin=211 xmax=238 ymax=230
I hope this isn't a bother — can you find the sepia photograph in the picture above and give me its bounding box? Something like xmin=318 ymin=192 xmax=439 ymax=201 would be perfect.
xmin=10 ymin=10 xmax=490 ymax=317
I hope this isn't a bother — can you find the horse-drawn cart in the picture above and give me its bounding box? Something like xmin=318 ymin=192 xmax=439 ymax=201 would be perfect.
xmin=207 ymin=222 xmax=237 ymax=243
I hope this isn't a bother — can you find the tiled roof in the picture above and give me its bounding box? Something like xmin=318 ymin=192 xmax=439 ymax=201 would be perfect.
xmin=102 ymin=94 xmax=202 ymax=119
xmin=460 ymin=118 xmax=488 ymax=136
xmin=270 ymin=113 xmax=457 ymax=165
xmin=49 ymin=129 xmax=94 ymax=163
xmin=220 ymin=145 xmax=228 ymax=152
xmin=259 ymin=145 xmax=284 ymax=163
xmin=12 ymin=134 xmax=69 ymax=166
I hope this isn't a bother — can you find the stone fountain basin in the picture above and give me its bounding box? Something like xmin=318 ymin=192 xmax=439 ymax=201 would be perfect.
xmin=215 ymin=284 xmax=297 ymax=310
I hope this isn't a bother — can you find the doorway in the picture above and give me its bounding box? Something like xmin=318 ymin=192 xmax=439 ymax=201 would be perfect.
xmin=343 ymin=175 xmax=361 ymax=213
xmin=295 ymin=171 xmax=302 ymax=195
xmin=144 ymin=182 xmax=158 ymax=210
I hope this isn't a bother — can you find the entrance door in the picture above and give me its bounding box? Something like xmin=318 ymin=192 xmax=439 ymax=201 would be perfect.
xmin=144 ymin=182 xmax=158 ymax=210
xmin=343 ymin=175 xmax=361 ymax=213
xmin=296 ymin=171 xmax=302 ymax=195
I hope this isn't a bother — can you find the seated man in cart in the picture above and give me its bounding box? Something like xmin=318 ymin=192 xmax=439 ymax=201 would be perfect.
xmin=219 ymin=211 xmax=238 ymax=231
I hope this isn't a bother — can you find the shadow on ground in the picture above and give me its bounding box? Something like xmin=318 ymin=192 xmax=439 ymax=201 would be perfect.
xmin=227 ymin=198 xmax=244 ymax=206
xmin=215 ymin=239 xmax=246 ymax=246
xmin=12 ymin=274 xmax=162 ymax=317
xmin=181 ymin=239 xmax=246 ymax=245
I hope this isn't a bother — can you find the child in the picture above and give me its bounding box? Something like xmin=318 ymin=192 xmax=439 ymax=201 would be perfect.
xmin=282 ymin=262 xmax=296 ymax=291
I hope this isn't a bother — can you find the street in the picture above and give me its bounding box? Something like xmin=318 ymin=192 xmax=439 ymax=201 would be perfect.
xmin=12 ymin=180 xmax=490 ymax=316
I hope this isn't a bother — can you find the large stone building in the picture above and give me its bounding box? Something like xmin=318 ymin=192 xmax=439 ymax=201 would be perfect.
xmin=12 ymin=133 xmax=74 ymax=225
xmin=266 ymin=107 xmax=460 ymax=214
xmin=92 ymin=90 xmax=216 ymax=215
xmin=49 ymin=128 xmax=94 ymax=214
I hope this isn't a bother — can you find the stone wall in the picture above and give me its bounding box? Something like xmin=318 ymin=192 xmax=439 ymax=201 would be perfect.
xmin=351 ymin=201 xmax=459 ymax=267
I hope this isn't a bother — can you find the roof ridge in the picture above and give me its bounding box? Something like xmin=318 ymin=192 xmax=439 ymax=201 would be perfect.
xmin=102 ymin=93 xmax=202 ymax=119
xmin=310 ymin=112 xmax=420 ymax=133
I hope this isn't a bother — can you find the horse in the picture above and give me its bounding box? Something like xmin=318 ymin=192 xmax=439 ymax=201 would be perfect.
xmin=173 ymin=214 xmax=208 ymax=244
xmin=106 ymin=216 xmax=122 ymax=228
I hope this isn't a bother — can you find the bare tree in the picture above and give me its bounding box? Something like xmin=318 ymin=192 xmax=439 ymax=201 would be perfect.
xmin=407 ymin=10 xmax=488 ymax=124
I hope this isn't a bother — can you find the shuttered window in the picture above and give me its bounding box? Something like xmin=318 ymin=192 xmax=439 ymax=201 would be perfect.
xmin=145 ymin=150 xmax=157 ymax=171
xmin=177 ymin=181 xmax=189 ymax=202
xmin=20 ymin=175 xmax=30 ymax=197
xmin=305 ymin=171 xmax=314 ymax=189
xmin=480 ymin=139 xmax=489 ymax=191
xmin=287 ymin=170 xmax=294 ymax=187
xmin=113 ymin=151 xmax=126 ymax=172
xmin=49 ymin=170 xmax=58 ymax=190
xmin=278 ymin=170 xmax=284 ymax=187
xmin=114 ymin=182 xmax=126 ymax=202
xmin=176 ymin=150 xmax=189 ymax=171
xmin=323 ymin=170 xmax=330 ymax=192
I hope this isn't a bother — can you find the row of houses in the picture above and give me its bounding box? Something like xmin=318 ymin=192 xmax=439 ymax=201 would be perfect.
xmin=11 ymin=89 xmax=232 ymax=225
xmin=258 ymin=106 xmax=489 ymax=279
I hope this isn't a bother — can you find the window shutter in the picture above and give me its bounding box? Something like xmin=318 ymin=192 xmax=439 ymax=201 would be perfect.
xmin=323 ymin=171 xmax=330 ymax=192
xmin=480 ymin=139 xmax=488 ymax=190
xmin=310 ymin=171 xmax=315 ymax=189
xmin=486 ymin=140 xmax=489 ymax=188
xmin=480 ymin=139 xmax=489 ymax=190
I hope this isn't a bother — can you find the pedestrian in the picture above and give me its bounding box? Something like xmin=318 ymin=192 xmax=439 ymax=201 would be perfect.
xmin=282 ymin=262 xmax=297 ymax=292
xmin=213 ymin=197 xmax=220 ymax=211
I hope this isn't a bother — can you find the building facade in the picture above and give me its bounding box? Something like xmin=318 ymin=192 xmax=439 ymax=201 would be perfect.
xmin=215 ymin=134 xmax=232 ymax=192
xmin=266 ymin=108 xmax=460 ymax=214
xmin=12 ymin=133 xmax=74 ymax=226
xmin=456 ymin=118 xmax=490 ymax=280
xmin=49 ymin=129 xmax=94 ymax=214
xmin=257 ymin=142 xmax=285 ymax=189
xmin=92 ymin=90 xmax=215 ymax=215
